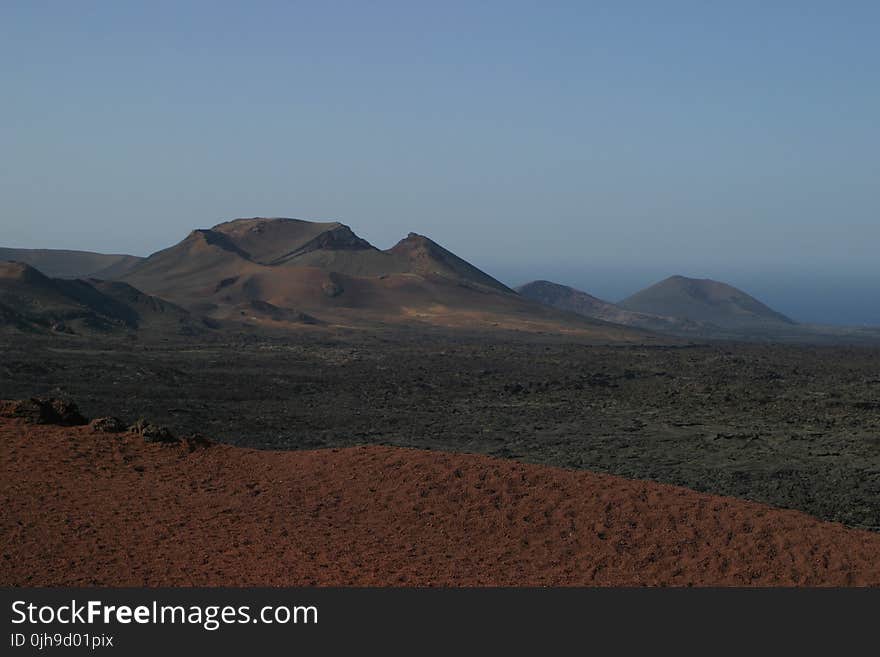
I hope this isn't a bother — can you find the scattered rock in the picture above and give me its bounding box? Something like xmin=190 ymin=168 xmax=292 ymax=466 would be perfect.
xmin=214 ymin=276 xmax=239 ymax=292
xmin=321 ymin=274 xmax=344 ymax=298
xmin=90 ymin=416 xmax=127 ymax=433
xmin=182 ymin=432 xmax=213 ymax=452
xmin=128 ymin=418 xmax=147 ymax=433
xmin=143 ymin=425 xmax=177 ymax=443
xmin=0 ymin=398 xmax=87 ymax=426
xmin=247 ymin=300 xmax=320 ymax=324
xmin=129 ymin=418 xmax=178 ymax=443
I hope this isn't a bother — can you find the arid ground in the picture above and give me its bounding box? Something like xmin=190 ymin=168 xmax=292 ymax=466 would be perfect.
xmin=2 ymin=331 xmax=878 ymax=531
xmin=3 ymin=416 xmax=880 ymax=586
xmin=2 ymin=330 xmax=879 ymax=586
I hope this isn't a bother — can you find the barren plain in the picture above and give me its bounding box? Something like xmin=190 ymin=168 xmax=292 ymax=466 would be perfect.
xmin=2 ymin=330 xmax=878 ymax=532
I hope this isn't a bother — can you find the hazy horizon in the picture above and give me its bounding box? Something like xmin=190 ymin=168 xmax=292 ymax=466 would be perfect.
xmin=2 ymin=2 xmax=877 ymax=325
xmin=492 ymin=264 xmax=880 ymax=327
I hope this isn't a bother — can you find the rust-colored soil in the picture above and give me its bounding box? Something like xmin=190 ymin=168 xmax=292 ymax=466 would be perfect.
xmin=2 ymin=417 xmax=880 ymax=586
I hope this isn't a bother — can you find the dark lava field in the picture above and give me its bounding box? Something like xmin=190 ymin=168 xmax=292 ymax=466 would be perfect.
xmin=2 ymin=331 xmax=879 ymax=531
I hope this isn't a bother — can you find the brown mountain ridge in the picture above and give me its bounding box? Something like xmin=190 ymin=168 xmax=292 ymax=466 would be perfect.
xmin=117 ymin=217 xmax=640 ymax=337
xmin=0 ymin=261 xmax=195 ymax=335
xmin=6 ymin=217 xmax=811 ymax=340
xmin=0 ymin=247 xmax=142 ymax=279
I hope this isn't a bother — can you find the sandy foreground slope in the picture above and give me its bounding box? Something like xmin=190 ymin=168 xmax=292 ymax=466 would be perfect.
xmin=2 ymin=416 xmax=879 ymax=587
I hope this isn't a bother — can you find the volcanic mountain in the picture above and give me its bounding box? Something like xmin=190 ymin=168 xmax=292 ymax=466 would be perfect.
xmin=0 ymin=247 xmax=142 ymax=279
xmin=619 ymin=275 xmax=795 ymax=331
xmin=120 ymin=217 xmax=642 ymax=337
xmin=0 ymin=261 xmax=195 ymax=335
xmin=517 ymin=280 xmax=710 ymax=334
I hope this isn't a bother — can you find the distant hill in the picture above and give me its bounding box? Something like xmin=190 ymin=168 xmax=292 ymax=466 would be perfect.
xmin=516 ymin=280 xmax=710 ymax=334
xmin=0 ymin=261 xmax=196 ymax=335
xmin=619 ymin=275 xmax=795 ymax=330
xmin=0 ymin=248 xmax=142 ymax=279
xmin=118 ymin=217 xmax=642 ymax=338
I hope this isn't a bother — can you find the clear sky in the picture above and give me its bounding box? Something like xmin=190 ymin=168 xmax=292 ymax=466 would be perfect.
xmin=2 ymin=2 xmax=878 ymax=324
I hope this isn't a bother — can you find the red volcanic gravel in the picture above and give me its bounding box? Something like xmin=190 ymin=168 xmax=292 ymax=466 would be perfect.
xmin=2 ymin=417 xmax=880 ymax=586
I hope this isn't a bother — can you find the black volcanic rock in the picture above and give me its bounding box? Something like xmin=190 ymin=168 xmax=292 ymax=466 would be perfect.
xmin=0 ymin=398 xmax=87 ymax=426
xmin=90 ymin=416 xmax=127 ymax=433
xmin=129 ymin=418 xmax=178 ymax=443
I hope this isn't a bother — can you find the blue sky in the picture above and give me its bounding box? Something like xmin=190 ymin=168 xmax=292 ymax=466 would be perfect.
xmin=2 ymin=2 xmax=878 ymax=323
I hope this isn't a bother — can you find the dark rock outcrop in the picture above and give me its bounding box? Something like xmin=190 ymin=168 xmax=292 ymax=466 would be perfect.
xmin=90 ymin=416 xmax=127 ymax=433
xmin=0 ymin=398 xmax=88 ymax=426
xmin=129 ymin=418 xmax=178 ymax=443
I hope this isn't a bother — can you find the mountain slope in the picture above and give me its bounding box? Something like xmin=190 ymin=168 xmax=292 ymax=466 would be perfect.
xmin=211 ymin=217 xmax=374 ymax=265
xmin=0 ymin=248 xmax=142 ymax=279
xmin=121 ymin=228 xmax=261 ymax=303
xmin=119 ymin=218 xmax=645 ymax=337
xmin=389 ymin=233 xmax=513 ymax=293
xmin=516 ymin=280 xmax=709 ymax=334
xmin=619 ymin=276 xmax=795 ymax=331
xmin=0 ymin=261 xmax=195 ymax=335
